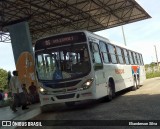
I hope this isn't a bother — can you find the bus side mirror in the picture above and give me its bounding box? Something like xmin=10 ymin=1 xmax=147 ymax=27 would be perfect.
xmin=94 ymin=63 xmax=103 ymax=70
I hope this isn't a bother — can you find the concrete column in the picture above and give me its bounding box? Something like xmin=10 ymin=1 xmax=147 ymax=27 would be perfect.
xmin=8 ymin=21 xmax=33 ymax=64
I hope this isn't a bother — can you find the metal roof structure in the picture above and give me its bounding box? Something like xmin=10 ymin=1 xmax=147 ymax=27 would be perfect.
xmin=0 ymin=0 xmax=150 ymax=44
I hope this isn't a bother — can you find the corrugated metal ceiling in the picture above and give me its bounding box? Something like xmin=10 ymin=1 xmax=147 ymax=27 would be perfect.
xmin=0 ymin=0 xmax=151 ymax=43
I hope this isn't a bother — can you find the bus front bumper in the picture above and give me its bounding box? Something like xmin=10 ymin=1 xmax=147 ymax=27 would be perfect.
xmin=39 ymin=91 xmax=95 ymax=106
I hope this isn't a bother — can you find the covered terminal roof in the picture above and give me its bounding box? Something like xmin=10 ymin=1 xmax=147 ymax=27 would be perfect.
xmin=0 ymin=0 xmax=150 ymax=44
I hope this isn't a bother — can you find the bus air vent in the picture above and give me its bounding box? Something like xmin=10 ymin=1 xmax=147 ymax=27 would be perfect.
xmin=56 ymin=94 xmax=75 ymax=99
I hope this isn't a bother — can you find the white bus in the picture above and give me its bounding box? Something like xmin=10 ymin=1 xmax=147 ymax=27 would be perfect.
xmin=35 ymin=30 xmax=146 ymax=109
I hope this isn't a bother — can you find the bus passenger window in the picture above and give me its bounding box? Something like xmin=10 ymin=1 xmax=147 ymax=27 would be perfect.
xmin=133 ymin=52 xmax=138 ymax=64
xmin=136 ymin=53 xmax=141 ymax=65
xmin=123 ymin=49 xmax=130 ymax=65
xmin=128 ymin=51 xmax=134 ymax=64
xmin=131 ymin=52 xmax=135 ymax=64
xmin=108 ymin=44 xmax=117 ymax=64
xmin=140 ymin=54 xmax=144 ymax=65
xmin=99 ymin=41 xmax=109 ymax=63
xmin=90 ymin=43 xmax=102 ymax=63
xmin=116 ymin=47 xmax=124 ymax=64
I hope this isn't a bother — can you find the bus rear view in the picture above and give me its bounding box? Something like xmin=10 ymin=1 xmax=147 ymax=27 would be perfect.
xmin=35 ymin=32 xmax=94 ymax=109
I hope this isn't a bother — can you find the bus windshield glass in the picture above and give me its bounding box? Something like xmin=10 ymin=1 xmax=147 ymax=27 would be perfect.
xmin=35 ymin=43 xmax=91 ymax=81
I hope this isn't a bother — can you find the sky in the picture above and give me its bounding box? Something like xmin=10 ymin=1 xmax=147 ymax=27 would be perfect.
xmin=95 ymin=0 xmax=160 ymax=65
xmin=0 ymin=0 xmax=160 ymax=72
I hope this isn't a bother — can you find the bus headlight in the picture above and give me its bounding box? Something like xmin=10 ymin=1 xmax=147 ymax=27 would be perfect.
xmin=39 ymin=87 xmax=48 ymax=94
xmin=80 ymin=78 xmax=94 ymax=90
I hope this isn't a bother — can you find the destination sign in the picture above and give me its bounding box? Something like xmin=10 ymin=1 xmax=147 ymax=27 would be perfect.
xmin=35 ymin=32 xmax=87 ymax=50
xmin=44 ymin=36 xmax=74 ymax=46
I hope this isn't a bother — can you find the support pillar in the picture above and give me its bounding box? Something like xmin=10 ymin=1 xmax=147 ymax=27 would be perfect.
xmin=8 ymin=21 xmax=37 ymax=88
xmin=8 ymin=21 xmax=33 ymax=64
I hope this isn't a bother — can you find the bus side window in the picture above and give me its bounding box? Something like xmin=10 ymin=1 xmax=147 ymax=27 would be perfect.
xmin=136 ymin=53 xmax=141 ymax=65
xmin=116 ymin=46 xmax=124 ymax=64
xmin=106 ymin=44 xmax=112 ymax=62
xmin=99 ymin=41 xmax=109 ymax=63
xmin=133 ymin=52 xmax=138 ymax=65
xmin=140 ymin=54 xmax=144 ymax=65
xmin=128 ymin=51 xmax=134 ymax=64
xmin=137 ymin=54 xmax=141 ymax=65
xmin=123 ymin=49 xmax=130 ymax=65
xmin=90 ymin=42 xmax=102 ymax=64
xmin=108 ymin=44 xmax=118 ymax=64
xmin=121 ymin=48 xmax=126 ymax=64
xmin=131 ymin=52 xmax=136 ymax=64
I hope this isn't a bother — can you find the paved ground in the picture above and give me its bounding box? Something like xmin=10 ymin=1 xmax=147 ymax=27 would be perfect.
xmin=13 ymin=77 xmax=160 ymax=129
xmin=0 ymin=103 xmax=40 ymax=120
xmin=0 ymin=103 xmax=40 ymax=129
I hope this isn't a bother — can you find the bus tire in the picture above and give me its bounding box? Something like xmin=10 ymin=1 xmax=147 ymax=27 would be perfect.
xmin=106 ymin=80 xmax=115 ymax=101
xmin=65 ymin=102 xmax=75 ymax=107
xmin=136 ymin=75 xmax=140 ymax=89
xmin=136 ymin=80 xmax=140 ymax=89
xmin=132 ymin=78 xmax=137 ymax=91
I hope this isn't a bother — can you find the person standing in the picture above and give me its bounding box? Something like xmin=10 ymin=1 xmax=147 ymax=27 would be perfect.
xmin=0 ymin=90 xmax=4 ymax=105
xmin=7 ymin=71 xmax=12 ymax=86
xmin=7 ymin=71 xmax=12 ymax=98
xmin=9 ymin=70 xmax=29 ymax=112
xmin=22 ymin=83 xmax=31 ymax=105
xmin=0 ymin=90 xmax=4 ymax=101
xmin=29 ymin=82 xmax=39 ymax=103
xmin=0 ymin=92 xmax=2 ymax=101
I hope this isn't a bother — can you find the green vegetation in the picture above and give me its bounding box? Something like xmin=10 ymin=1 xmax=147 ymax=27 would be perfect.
xmin=0 ymin=68 xmax=10 ymax=108
xmin=146 ymin=71 xmax=160 ymax=79
xmin=0 ymin=68 xmax=8 ymax=91
xmin=145 ymin=62 xmax=160 ymax=79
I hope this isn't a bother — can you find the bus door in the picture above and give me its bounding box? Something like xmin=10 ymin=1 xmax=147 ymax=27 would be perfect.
xmin=89 ymin=39 xmax=104 ymax=85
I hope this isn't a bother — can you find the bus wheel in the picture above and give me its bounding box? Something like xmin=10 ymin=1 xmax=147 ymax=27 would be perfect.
xmin=132 ymin=78 xmax=137 ymax=91
xmin=106 ymin=81 xmax=115 ymax=101
xmin=65 ymin=102 xmax=75 ymax=107
xmin=136 ymin=79 xmax=140 ymax=89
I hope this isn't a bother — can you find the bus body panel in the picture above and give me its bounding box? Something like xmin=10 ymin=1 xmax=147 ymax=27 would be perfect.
xmin=35 ymin=30 xmax=146 ymax=107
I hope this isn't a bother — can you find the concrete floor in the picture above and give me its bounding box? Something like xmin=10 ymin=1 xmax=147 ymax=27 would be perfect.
xmin=0 ymin=103 xmax=41 ymax=129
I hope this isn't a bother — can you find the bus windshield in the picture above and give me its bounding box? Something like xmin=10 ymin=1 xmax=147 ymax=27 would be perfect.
xmin=35 ymin=43 xmax=91 ymax=81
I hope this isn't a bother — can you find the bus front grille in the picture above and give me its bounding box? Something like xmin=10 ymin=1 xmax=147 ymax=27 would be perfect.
xmin=56 ymin=93 xmax=75 ymax=99
xmin=44 ymin=80 xmax=81 ymax=89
